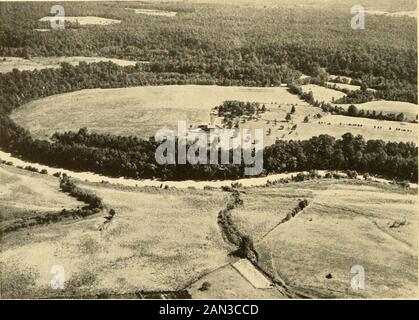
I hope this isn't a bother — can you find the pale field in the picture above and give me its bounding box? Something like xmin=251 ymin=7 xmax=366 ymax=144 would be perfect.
xmin=0 ymin=56 xmax=136 ymax=73
xmin=248 ymin=180 xmax=418 ymax=299
xmin=288 ymin=114 xmax=417 ymax=143
xmin=366 ymin=10 xmax=417 ymax=18
xmin=0 ymin=164 xmax=83 ymax=223
xmin=12 ymin=85 xmax=305 ymax=140
xmin=326 ymin=82 xmax=361 ymax=91
xmin=1 ymin=165 xmax=417 ymax=299
xmin=39 ymin=16 xmax=121 ymax=25
xmin=0 ymin=179 xmax=231 ymax=298
xmin=301 ymin=84 xmax=346 ymax=102
xmin=338 ymin=100 xmax=418 ymax=122
xmin=127 ymin=8 xmax=177 ymax=17
xmin=230 ymin=188 xmax=312 ymax=241
xmin=187 ymin=263 xmax=283 ymax=299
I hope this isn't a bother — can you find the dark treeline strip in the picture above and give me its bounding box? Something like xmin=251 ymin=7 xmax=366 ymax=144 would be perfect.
xmin=1 ymin=118 xmax=417 ymax=182
xmin=59 ymin=174 xmax=104 ymax=210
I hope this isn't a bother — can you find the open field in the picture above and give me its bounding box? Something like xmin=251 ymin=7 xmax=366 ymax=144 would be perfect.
xmin=10 ymin=83 xmax=417 ymax=145
xmin=301 ymin=84 xmax=346 ymax=103
xmin=126 ymin=8 xmax=177 ymax=17
xmin=0 ymin=173 xmax=232 ymax=298
xmin=0 ymin=164 xmax=83 ymax=225
xmin=11 ymin=85 xmax=305 ymax=140
xmin=0 ymin=56 xmax=137 ymax=73
xmin=338 ymin=101 xmax=418 ymax=121
xmin=232 ymin=180 xmax=418 ymax=298
xmin=1 ymin=164 xmax=417 ymax=299
xmin=288 ymin=114 xmax=417 ymax=143
xmin=39 ymin=16 xmax=121 ymax=25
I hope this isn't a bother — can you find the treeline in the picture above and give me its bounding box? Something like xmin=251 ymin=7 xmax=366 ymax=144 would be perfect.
xmin=333 ymin=88 xmax=376 ymax=104
xmin=59 ymin=174 xmax=104 ymax=210
xmin=1 ymin=118 xmax=417 ymax=182
xmin=289 ymin=84 xmax=410 ymax=122
xmin=1 ymin=173 xmax=105 ymax=234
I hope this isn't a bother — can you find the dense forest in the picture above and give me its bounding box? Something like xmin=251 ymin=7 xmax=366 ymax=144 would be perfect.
xmin=0 ymin=1 xmax=417 ymax=182
xmin=0 ymin=1 xmax=417 ymax=93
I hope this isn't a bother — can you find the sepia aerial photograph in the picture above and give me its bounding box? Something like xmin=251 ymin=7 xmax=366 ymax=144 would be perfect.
xmin=0 ymin=0 xmax=417 ymax=302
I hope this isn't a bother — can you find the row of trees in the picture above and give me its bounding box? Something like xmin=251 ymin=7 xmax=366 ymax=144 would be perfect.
xmin=1 ymin=117 xmax=417 ymax=182
xmin=289 ymin=84 xmax=410 ymax=122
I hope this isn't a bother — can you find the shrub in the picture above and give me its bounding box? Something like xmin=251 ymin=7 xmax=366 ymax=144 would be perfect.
xmin=346 ymin=170 xmax=358 ymax=179
xmin=199 ymin=281 xmax=211 ymax=291
xmin=40 ymin=169 xmax=48 ymax=174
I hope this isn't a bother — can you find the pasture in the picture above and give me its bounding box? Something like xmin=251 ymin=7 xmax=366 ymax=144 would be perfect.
xmin=0 ymin=174 xmax=231 ymax=298
xmin=0 ymin=164 xmax=83 ymax=224
xmin=12 ymin=85 xmax=305 ymax=140
xmin=1 ymin=164 xmax=417 ymax=298
xmin=233 ymin=180 xmax=418 ymax=298
xmin=126 ymin=8 xmax=177 ymax=17
xmin=301 ymin=84 xmax=346 ymax=103
xmin=288 ymin=114 xmax=417 ymax=143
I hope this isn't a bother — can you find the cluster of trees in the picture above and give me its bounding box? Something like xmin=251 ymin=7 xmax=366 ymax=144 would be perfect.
xmin=322 ymin=103 xmax=407 ymax=122
xmin=216 ymin=101 xmax=265 ymax=123
xmin=333 ymin=88 xmax=376 ymax=104
xmin=263 ymin=133 xmax=417 ymax=182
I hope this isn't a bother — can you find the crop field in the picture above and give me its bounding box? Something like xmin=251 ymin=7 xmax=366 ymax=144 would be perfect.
xmin=11 ymin=85 xmax=305 ymax=140
xmin=0 ymin=56 xmax=136 ymax=73
xmin=38 ymin=16 xmax=121 ymax=25
xmin=231 ymin=180 xmax=418 ymax=298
